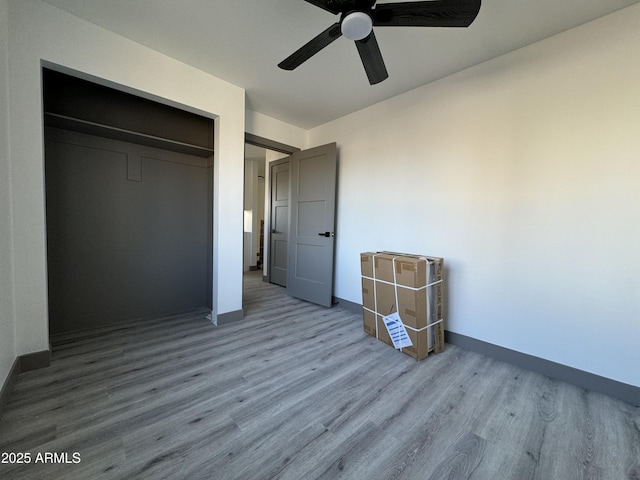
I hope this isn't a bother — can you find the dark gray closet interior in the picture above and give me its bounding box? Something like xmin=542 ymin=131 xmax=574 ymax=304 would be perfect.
xmin=43 ymin=69 xmax=214 ymax=335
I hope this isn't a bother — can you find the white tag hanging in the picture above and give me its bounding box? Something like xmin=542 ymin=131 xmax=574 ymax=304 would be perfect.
xmin=383 ymin=312 xmax=413 ymax=349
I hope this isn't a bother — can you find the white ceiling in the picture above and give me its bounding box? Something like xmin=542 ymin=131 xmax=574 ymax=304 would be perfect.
xmin=42 ymin=0 xmax=640 ymax=130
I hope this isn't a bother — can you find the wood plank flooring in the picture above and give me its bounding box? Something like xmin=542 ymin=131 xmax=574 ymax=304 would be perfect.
xmin=1 ymin=272 xmax=639 ymax=479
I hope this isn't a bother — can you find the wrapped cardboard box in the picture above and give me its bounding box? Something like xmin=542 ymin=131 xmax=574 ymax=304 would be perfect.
xmin=360 ymin=251 xmax=444 ymax=360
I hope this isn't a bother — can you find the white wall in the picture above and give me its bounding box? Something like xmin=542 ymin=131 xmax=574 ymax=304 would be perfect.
xmin=245 ymin=109 xmax=307 ymax=149
xmin=308 ymin=5 xmax=640 ymax=387
xmin=0 ymin=0 xmax=17 ymax=387
xmin=6 ymin=0 xmax=246 ymax=359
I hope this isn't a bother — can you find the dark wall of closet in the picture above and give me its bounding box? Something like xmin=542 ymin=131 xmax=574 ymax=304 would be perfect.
xmin=43 ymin=69 xmax=214 ymax=335
xmin=43 ymin=69 xmax=214 ymax=151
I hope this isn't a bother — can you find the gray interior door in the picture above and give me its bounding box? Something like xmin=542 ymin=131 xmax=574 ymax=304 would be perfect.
xmin=287 ymin=143 xmax=337 ymax=307
xmin=269 ymin=161 xmax=290 ymax=287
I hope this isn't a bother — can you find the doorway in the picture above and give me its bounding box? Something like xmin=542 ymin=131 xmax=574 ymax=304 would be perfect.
xmin=243 ymin=135 xmax=296 ymax=285
xmin=243 ymin=135 xmax=338 ymax=308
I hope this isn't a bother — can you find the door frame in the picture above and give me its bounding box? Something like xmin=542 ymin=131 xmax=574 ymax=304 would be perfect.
xmin=244 ymin=133 xmax=299 ymax=285
xmin=245 ymin=133 xmax=300 ymax=156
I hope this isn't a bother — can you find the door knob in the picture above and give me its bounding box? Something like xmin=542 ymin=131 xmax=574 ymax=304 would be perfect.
xmin=318 ymin=232 xmax=334 ymax=237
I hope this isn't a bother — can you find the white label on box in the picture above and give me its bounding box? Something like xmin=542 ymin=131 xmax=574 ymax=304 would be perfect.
xmin=383 ymin=312 xmax=413 ymax=349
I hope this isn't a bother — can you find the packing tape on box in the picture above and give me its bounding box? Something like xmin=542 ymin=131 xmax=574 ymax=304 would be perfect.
xmin=370 ymin=253 xmax=412 ymax=339
xmin=392 ymin=257 xmax=400 ymax=326
xmin=370 ymin=254 xmax=441 ymax=351
xmin=394 ymin=255 xmax=419 ymax=354
xmin=372 ymin=254 xmax=380 ymax=339
xmin=362 ymin=305 xmax=443 ymax=333
xmin=404 ymin=319 xmax=444 ymax=333
xmin=361 ymin=276 xmax=443 ymax=291
xmin=369 ymin=253 xmax=442 ymax=339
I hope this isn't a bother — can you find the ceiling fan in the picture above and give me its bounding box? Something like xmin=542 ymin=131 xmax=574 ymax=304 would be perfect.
xmin=278 ymin=0 xmax=481 ymax=85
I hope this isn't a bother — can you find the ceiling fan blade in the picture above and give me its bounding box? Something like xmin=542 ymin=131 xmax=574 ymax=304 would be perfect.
xmin=304 ymin=0 xmax=343 ymax=15
xmin=355 ymin=31 xmax=389 ymax=85
xmin=373 ymin=0 xmax=481 ymax=27
xmin=278 ymin=22 xmax=342 ymax=71
xmin=305 ymin=0 xmax=377 ymax=15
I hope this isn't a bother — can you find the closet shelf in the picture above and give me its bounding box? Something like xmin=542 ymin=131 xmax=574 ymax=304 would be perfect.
xmin=45 ymin=112 xmax=214 ymax=158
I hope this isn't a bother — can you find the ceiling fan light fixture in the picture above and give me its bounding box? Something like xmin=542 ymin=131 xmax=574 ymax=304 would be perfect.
xmin=341 ymin=11 xmax=372 ymax=41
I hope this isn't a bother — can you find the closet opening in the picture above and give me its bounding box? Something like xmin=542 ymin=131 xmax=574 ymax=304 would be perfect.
xmin=43 ymin=67 xmax=215 ymax=336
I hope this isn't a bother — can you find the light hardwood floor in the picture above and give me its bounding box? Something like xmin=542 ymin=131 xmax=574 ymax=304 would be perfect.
xmin=1 ymin=272 xmax=639 ymax=479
